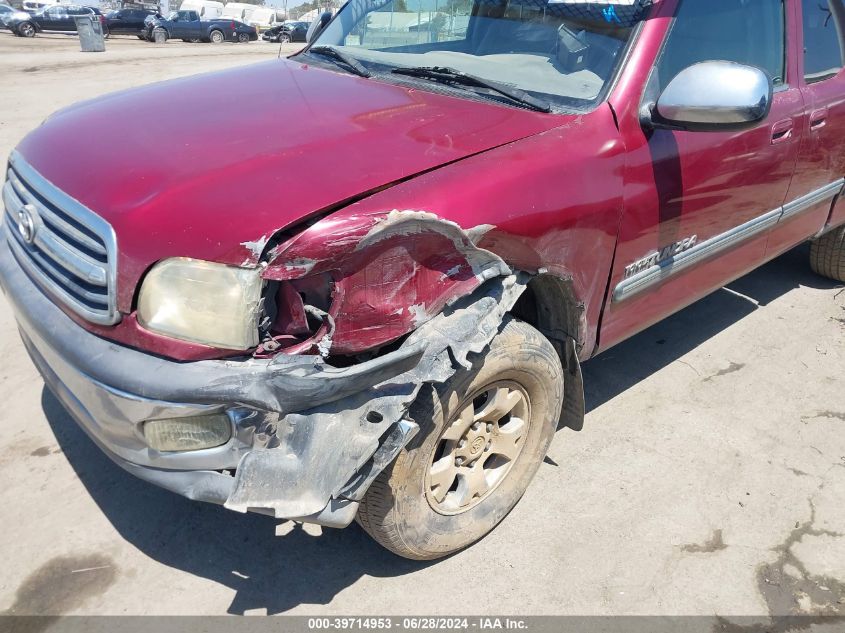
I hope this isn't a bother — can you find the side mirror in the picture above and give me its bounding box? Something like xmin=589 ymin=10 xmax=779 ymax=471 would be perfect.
xmin=643 ymin=61 xmax=773 ymax=132
xmin=307 ymin=11 xmax=332 ymax=43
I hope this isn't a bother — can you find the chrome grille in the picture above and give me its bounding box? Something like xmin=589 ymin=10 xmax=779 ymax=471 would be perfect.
xmin=2 ymin=151 xmax=119 ymax=325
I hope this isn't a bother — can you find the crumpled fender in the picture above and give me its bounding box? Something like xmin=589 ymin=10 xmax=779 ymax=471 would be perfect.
xmin=225 ymin=273 xmax=529 ymax=518
xmin=262 ymin=209 xmax=511 ymax=356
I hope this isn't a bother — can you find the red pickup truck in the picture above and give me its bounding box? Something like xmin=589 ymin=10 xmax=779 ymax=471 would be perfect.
xmin=2 ymin=0 xmax=844 ymax=560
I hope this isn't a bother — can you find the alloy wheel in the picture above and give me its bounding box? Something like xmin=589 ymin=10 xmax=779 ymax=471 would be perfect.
xmin=425 ymin=381 xmax=530 ymax=514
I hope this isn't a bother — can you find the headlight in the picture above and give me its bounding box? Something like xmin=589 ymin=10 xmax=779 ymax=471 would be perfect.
xmin=138 ymin=258 xmax=263 ymax=350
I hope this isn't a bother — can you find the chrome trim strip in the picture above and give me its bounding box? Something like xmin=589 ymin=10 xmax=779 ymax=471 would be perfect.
xmin=781 ymin=178 xmax=844 ymax=220
xmin=613 ymin=209 xmax=780 ymax=302
xmin=612 ymin=179 xmax=844 ymax=303
xmin=4 ymin=151 xmax=119 ymax=325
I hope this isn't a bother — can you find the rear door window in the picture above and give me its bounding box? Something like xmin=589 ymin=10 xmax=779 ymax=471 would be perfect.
xmin=655 ymin=0 xmax=786 ymax=90
xmin=802 ymin=0 xmax=845 ymax=82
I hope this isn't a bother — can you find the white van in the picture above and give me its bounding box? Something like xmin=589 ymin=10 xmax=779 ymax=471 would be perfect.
xmin=247 ymin=6 xmax=277 ymax=30
xmin=22 ymin=0 xmax=58 ymax=12
xmin=220 ymin=1 xmax=254 ymax=22
xmin=178 ymin=0 xmax=223 ymax=18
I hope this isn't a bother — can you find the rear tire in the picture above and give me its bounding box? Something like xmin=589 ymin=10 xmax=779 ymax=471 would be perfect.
xmin=810 ymin=224 xmax=845 ymax=282
xmin=209 ymin=29 xmax=224 ymax=43
xmin=18 ymin=22 xmax=36 ymax=37
xmin=357 ymin=317 xmax=564 ymax=560
xmin=237 ymin=32 xmax=249 ymax=43
xmin=279 ymin=33 xmax=290 ymax=43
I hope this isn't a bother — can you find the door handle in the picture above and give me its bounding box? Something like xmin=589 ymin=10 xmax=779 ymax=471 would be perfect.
xmin=810 ymin=108 xmax=828 ymax=130
xmin=771 ymin=119 xmax=794 ymax=144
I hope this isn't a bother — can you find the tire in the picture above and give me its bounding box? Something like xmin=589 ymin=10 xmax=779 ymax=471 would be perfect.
xmin=279 ymin=33 xmax=290 ymax=43
xmin=810 ymin=224 xmax=845 ymax=282
xmin=18 ymin=22 xmax=35 ymax=37
xmin=237 ymin=32 xmax=249 ymax=43
xmin=209 ymin=29 xmax=224 ymax=43
xmin=152 ymin=27 xmax=167 ymax=43
xmin=357 ymin=317 xmax=564 ymax=560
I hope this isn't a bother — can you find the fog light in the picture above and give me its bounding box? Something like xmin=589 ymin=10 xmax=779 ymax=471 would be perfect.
xmin=144 ymin=414 xmax=232 ymax=452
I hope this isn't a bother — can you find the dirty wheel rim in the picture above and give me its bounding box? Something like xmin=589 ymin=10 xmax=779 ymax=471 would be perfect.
xmin=211 ymin=30 xmax=223 ymax=42
xmin=425 ymin=381 xmax=530 ymax=515
xmin=21 ymin=23 xmax=34 ymax=36
xmin=280 ymin=34 xmax=290 ymax=42
xmin=238 ymin=32 xmax=248 ymax=42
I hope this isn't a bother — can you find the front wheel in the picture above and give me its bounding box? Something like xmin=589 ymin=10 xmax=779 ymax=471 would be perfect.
xmin=810 ymin=224 xmax=845 ymax=282
xmin=152 ymin=27 xmax=167 ymax=43
xmin=18 ymin=22 xmax=36 ymax=37
xmin=356 ymin=317 xmax=564 ymax=560
xmin=209 ymin=29 xmax=224 ymax=43
xmin=279 ymin=33 xmax=290 ymax=43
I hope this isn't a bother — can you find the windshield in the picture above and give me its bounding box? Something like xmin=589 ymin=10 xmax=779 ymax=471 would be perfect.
xmin=306 ymin=0 xmax=651 ymax=111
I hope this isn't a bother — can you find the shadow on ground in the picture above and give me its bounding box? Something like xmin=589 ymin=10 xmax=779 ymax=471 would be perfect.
xmin=40 ymin=244 xmax=840 ymax=614
xmin=42 ymin=386 xmax=433 ymax=614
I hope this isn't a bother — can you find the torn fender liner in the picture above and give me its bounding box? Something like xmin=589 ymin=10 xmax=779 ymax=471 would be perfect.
xmin=225 ymin=274 xmax=528 ymax=518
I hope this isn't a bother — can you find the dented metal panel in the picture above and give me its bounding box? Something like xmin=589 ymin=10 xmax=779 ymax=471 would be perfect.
xmin=226 ymin=274 xmax=528 ymax=517
xmin=261 ymin=210 xmax=512 ymax=356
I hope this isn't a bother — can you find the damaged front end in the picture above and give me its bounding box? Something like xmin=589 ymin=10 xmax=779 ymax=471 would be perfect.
xmin=0 ymin=207 xmax=529 ymax=527
xmin=227 ymin=210 xmax=526 ymax=524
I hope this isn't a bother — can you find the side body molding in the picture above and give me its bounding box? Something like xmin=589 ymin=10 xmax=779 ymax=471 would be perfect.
xmin=613 ymin=179 xmax=845 ymax=302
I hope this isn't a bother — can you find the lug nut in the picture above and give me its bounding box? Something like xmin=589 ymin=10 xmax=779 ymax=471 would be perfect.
xmin=456 ymin=457 xmax=465 ymax=466
xmin=486 ymin=423 xmax=493 ymax=433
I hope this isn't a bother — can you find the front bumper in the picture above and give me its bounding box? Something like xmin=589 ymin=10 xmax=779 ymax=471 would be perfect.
xmin=0 ymin=228 xmax=425 ymax=525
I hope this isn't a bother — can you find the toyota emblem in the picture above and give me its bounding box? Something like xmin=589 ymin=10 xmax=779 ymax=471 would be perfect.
xmin=16 ymin=205 xmax=37 ymax=245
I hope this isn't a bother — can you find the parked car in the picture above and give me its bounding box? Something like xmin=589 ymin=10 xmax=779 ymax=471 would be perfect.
xmin=8 ymin=4 xmax=104 ymax=37
xmin=261 ymin=20 xmax=308 ymax=43
xmin=1 ymin=8 xmax=30 ymax=30
xmin=4 ymin=0 xmax=845 ymax=561
xmin=144 ymin=9 xmax=257 ymax=43
xmin=105 ymin=7 xmax=159 ymax=38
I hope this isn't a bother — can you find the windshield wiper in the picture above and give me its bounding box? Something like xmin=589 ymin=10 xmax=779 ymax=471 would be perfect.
xmin=307 ymin=46 xmax=371 ymax=78
xmin=391 ymin=66 xmax=551 ymax=113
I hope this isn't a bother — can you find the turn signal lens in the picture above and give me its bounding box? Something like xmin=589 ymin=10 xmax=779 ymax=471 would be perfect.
xmin=144 ymin=414 xmax=232 ymax=452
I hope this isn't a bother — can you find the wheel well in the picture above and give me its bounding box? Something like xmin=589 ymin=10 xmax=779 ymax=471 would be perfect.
xmin=509 ymin=273 xmax=586 ymax=431
xmin=510 ymin=273 xmax=585 ymax=361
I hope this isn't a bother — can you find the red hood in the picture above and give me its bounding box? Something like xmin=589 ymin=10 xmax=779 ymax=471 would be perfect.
xmin=16 ymin=58 xmax=562 ymax=310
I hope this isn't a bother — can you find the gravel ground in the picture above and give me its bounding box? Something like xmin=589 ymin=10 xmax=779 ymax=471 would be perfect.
xmin=0 ymin=31 xmax=843 ymax=619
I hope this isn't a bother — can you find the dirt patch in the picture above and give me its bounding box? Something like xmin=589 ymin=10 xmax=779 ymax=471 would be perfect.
xmin=703 ymin=362 xmax=746 ymax=382
xmin=3 ymin=553 xmax=117 ymax=618
xmin=718 ymin=502 xmax=845 ymax=633
xmin=681 ymin=529 xmax=727 ymax=554
xmin=802 ymin=411 xmax=845 ymax=423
